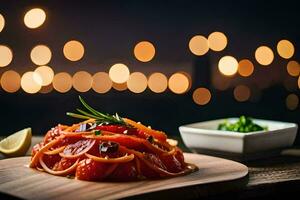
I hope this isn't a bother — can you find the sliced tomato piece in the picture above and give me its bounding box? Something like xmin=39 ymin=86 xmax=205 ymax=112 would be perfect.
xmin=42 ymin=154 xmax=61 ymax=169
xmin=44 ymin=126 xmax=62 ymax=144
xmin=60 ymin=139 xmax=95 ymax=158
xmin=75 ymin=158 xmax=109 ymax=181
xmin=109 ymin=161 xmax=137 ymax=181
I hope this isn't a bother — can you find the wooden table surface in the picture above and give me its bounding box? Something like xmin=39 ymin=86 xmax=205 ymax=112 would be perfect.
xmin=1 ymin=136 xmax=300 ymax=199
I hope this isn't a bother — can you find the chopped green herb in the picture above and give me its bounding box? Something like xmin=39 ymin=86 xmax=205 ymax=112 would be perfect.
xmin=94 ymin=130 xmax=101 ymax=135
xmin=218 ymin=116 xmax=268 ymax=133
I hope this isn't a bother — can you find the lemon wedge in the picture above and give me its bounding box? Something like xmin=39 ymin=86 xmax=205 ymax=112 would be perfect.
xmin=0 ymin=128 xmax=32 ymax=157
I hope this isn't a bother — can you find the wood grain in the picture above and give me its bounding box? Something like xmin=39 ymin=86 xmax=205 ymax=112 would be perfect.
xmin=0 ymin=153 xmax=248 ymax=200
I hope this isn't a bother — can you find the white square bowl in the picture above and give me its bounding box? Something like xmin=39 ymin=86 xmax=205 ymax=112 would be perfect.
xmin=179 ymin=118 xmax=298 ymax=156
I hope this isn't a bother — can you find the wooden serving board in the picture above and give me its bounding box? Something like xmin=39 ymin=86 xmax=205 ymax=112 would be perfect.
xmin=0 ymin=153 xmax=248 ymax=200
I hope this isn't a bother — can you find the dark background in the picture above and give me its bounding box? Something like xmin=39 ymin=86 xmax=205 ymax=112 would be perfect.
xmin=0 ymin=0 xmax=299 ymax=144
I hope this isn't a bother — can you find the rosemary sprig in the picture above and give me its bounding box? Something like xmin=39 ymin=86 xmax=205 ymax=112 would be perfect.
xmin=66 ymin=96 xmax=126 ymax=125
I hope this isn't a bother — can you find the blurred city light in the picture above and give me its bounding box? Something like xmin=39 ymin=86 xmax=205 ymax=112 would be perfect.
xmin=109 ymin=63 xmax=130 ymax=83
xmin=92 ymin=72 xmax=112 ymax=94
xmin=286 ymin=94 xmax=298 ymax=110
xmin=72 ymin=71 xmax=92 ymax=92
xmin=234 ymin=85 xmax=251 ymax=102
xmin=0 ymin=14 xmax=4 ymax=32
xmin=0 ymin=70 xmax=21 ymax=93
xmin=0 ymin=45 xmax=13 ymax=67
xmin=63 ymin=40 xmax=85 ymax=61
xmin=208 ymin=32 xmax=227 ymax=51
xmin=127 ymin=72 xmax=148 ymax=93
xmin=52 ymin=72 xmax=72 ymax=93
xmin=218 ymin=56 xmax=238 ymax=76
xmin=192 ymin=87 xmax=211 ymax=105
xmin=30 ymin=45 xmax=52 ymax=65
xmin=21 ymin=71 xmax=42 ymax=94
xmin=24 ymin=8 xmax=46 ymax=29
xmin=277 ymin=39 xmax=294 ymax=59
xmin=255 ymin=46 xmax=274 ymax=66
xmin=286 ymin=61 xmax=300 ymax=77
xmin=189 ymin=35 xmax=209 ymax=56
xmin=238 ymin=59 xmax=254 ymax=77
xmin=148 ymin=72 xmax=168 ymax=93
xmin=168 ymin=72 xmax=190 ymax=94
xmin=134 ymin=41 xmax=155 ymax=62
xmin=34 ymin=66 xmax=54 ymax=86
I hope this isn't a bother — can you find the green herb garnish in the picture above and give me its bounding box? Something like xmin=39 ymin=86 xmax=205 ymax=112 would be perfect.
xmin=218 ymin=116 xmax=267 ymax=133
xmin=67 ymin=96 xmax=126 ymax=125
xmin=94 ymin=130 xmax=101 ymax=135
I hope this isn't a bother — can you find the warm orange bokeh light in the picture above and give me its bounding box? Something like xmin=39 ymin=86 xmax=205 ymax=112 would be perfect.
xmin=134 ymin=41 xmax=155 ymax=62
xmin=92 ymin=72 xmax=112 ymax=93
xmin=208 ymin=32 xmax=227 ymax=51
xmin=24 ymin=8 xmax=46 ymax=29
xmin=189 ymin=35 xmax=209 ymax=56
xmin=238 ymin=59 xmax=254 ymax=77
xmin=0 ymin=14 xmax=5 ymax=32
xmin=234 ymin=85 xmax=251 ymax=102
xmin=148 ymin=72 xmax=168 ymax=93
xmin=63 ymin=40 xmax=85 ymax=61
xmin=127 ymin=72 xmax=147 ymax=93
xmin=286 ymin=94 xmax=298 ymax=110
xmin=34 ymin=66 xmax=54 ymax=86
xmin=277 ymin=40 xmax=294 ymax=59
xmin=109 ymin=63 xmax=130 ymax=84
xmin=218 ymin=56 xmax=238 ymax=76
xmin=255 ymin=46 xmax=274 ymax=66
xmin=21 ymin=71 xmax=42 ymax=94
xmin=286 ymin=61 xmax=300 ymax=77
xmin=168 ymin=73 xmax=190 ymax=94
xmin=39 ymin=84 xmax=53 ymax=94
xmin=53 ymin=72 xmax=72 ymax=93
xmin=0 ymin=70 xmax=21 ymax=93
xmin=30 ymin=45 xmax=52 ymax=65
xmin=193 ymin=87 xmax=211 ymax=105
xmin=72 ymin=71 xmax=92 ymax=92
xmin=0 ymin=45 xmax=13 ymax=67
xmin=112 ymin=82 xmax=127 ymax=91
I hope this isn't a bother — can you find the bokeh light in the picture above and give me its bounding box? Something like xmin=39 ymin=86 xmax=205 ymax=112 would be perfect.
xmin=286 ymin=61 xmax=300 ymax=77
xmin=148 ymin=72 xmax=168 ymax=93
xmin=192 ymin=87 xmax=211 ymax=105
xmin=21 ymin=71 xmax=42 ymax=94
xmin=53 ymin=72 xmax=72 ymax=93
xmin=109 ymin=63 xmax=130 ymax=83
xmin=298 ymin=76 xmax=300 ymax=89
xmin=0 ymin=70 xmax=21 ymax=93
xmin=168 ymin=72 xmax=190 ymax=94
xmin=189 ymin=35 xmax=209 ymax=56
xmin=234 ymin=85 xmax=251 ymax=102
xmin=30 ymin=45 xmax=52 ymax=65
xmin=72 ymin=71 xmax=92 ymax=92
xmin=63 ymin=40 xmax=85 ymax=61
xmin=255 ymin=46 xmax=274 ymax=66
xmin=208 ymin=32 xmax=227 ymax=51
xmin=0 ymin=14 xmax=5 ymax=32
xmin=286 ymin=94 xmax=298 ymax=110
xmin=218 ymin=56 xmax=238 ymax=76
xmin=134 ymin=41 xmax=155 ymax=62
xmin=0 ymin=45 xmax=13 ymax=67
xmin=277 ymin=40 xmax=294 ymax=59
xmin=34 ymin=66 xmax=54 ymax=86
xmin=238 ymin=59 xmax=254 ymax=77
xmin=92 ymin=72 xmax=112 ymax=93
xmin=24 ymin=8 xmax=46 ymax=29
xmin=127 ymin=72 xmax=147 ymax=93
xmin=39 ymin=84 xmax=53 ymax=94
xmin=112 ymin=82 xmax=127 ymax=91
